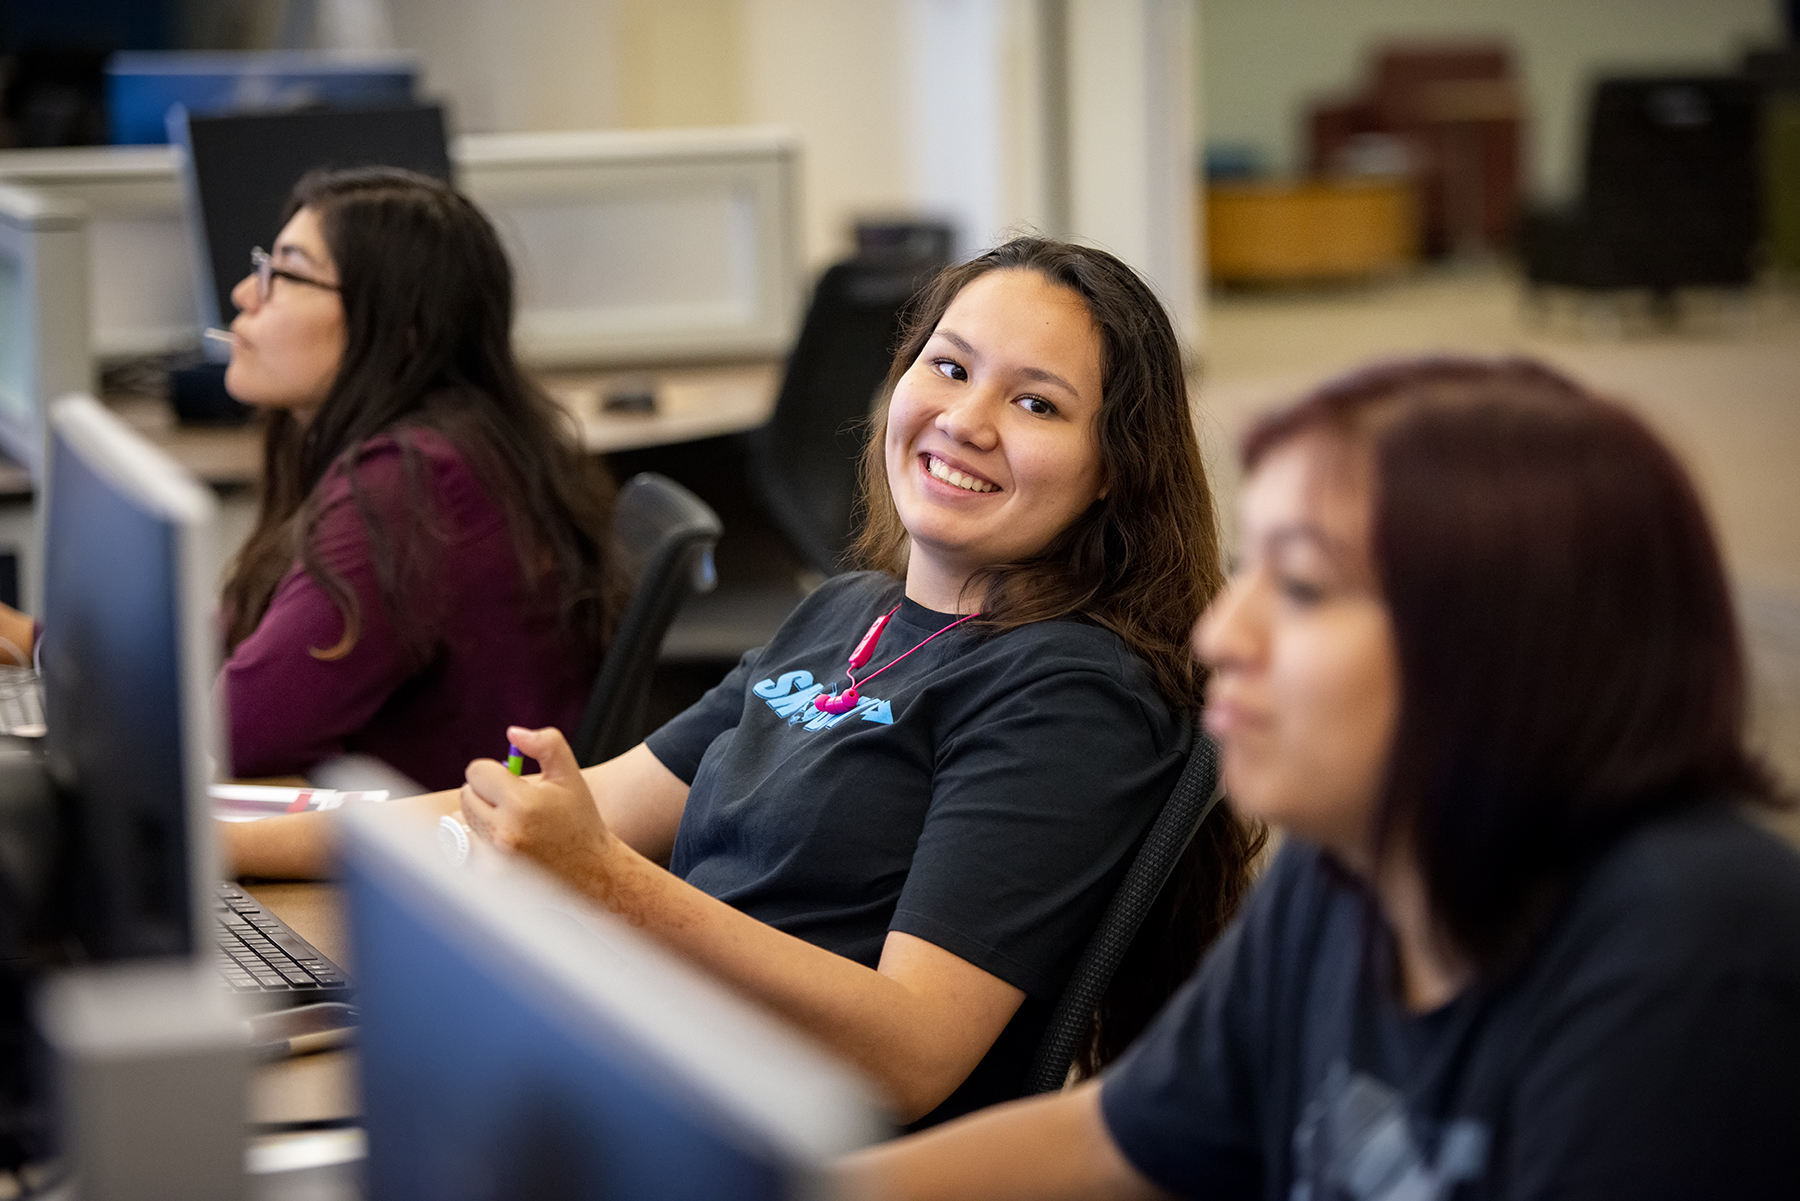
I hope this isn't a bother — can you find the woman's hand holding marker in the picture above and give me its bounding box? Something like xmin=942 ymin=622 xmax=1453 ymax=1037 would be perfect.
xmin=460 ymin=726 xmax=617 ymax=891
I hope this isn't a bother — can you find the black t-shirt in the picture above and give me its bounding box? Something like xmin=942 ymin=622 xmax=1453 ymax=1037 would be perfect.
xmin=646 ymin=571 xmax=1188 ymax=1125
xmin=1100 ymin=804 xmax=1800 ymax=1199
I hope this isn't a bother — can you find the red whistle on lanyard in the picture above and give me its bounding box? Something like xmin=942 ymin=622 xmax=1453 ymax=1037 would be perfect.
xmin=812 ymin=686 xmax=862 ymax=715
xmin=846 ymin=612 xmax=892 ymax=670
xmin=812 ymin=604 xmax=975 ymax=718
xmin=813 ymin=611 xmax=891 ymax=715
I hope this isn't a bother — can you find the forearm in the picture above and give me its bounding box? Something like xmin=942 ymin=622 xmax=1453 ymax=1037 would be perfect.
xmin=835 ymin=1084 xmax=1165 ymax=1201
xmin=219 ymin=788 xmax=460 ymax=879
xmin=458 ymin=729 xmax=1005 ymax=1115
xmin=577 ymin=745 xmax=687 ymax=864
xmin=568 ymin=836 xmax=998 ymax=1121
xmin=222 ymin=744 xmax=678 ymax=881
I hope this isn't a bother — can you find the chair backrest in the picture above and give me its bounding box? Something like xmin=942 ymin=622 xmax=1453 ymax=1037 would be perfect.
xmin=1026 ymin=726 xmax=1226 ymax=1094
xmin=747 ymin=253 xmax=942 ymax=578
xmin=571 ymin=474 xmax=722 ymax=767
xmin=1579 ymin=76 xmax=1760 ymax=286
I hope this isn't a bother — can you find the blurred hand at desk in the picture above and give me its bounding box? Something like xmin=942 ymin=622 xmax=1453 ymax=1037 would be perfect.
xmin=0 ymin=601 xmax=36 ymax=666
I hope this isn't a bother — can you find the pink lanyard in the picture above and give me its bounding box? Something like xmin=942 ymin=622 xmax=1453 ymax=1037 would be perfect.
xmin=812 ymin=603 xmax=980 ymax=715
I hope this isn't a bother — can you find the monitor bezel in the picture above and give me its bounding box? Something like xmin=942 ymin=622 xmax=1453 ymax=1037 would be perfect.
xmin=45 ymin=394 xmax=223 ymax=957
xmin=341 ymin=803 xmax=889 ymax=1190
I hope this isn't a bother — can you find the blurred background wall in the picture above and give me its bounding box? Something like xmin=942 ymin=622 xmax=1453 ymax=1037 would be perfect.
xmin=384 ymin=0 xmax=1195 ymax=337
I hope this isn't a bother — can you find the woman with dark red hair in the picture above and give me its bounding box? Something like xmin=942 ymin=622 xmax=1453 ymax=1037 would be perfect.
xmin=841 ymin=357 xmax=1800 ymax=1198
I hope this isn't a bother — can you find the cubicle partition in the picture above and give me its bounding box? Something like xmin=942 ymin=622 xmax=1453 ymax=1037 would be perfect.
xmin=0 ymin=182 xmax=92 ymax=475
xmin=0 ymin=182 xmax=91 ymax=609
xmin=0 ymin=147 xmax=192 ymax=361
xmin=0 ymin=125 xmax=804 ymax=371
xmin=462 ymin=128 xmax=803 ymax=367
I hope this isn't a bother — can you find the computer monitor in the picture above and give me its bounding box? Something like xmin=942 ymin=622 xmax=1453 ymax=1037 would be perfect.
xmin=341 ymin=805 xmax=889 ymax=1200
xmin=171 ymin=103 xmax=452 ymax=341
xmin=106 ymin=51 xmax=418 ymax=146
xmin=0 ymin=395 xmax=222 ymax=1167
xmin=37 ymin=394 xmax=222 ymax=960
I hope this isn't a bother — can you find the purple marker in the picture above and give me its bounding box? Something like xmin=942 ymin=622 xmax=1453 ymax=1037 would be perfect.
xmin=506 ymin=743 xmax=524 ymax=775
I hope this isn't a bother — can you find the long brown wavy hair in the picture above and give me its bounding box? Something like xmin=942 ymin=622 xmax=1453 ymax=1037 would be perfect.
xmin=852 ymin=237 xmax=1265 ymax=1075
xmin=220 ymin=168 xmax=624 ymax=664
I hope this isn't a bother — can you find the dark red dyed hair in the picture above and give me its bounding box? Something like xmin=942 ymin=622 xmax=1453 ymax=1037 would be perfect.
xmin=1245 ymin=357 xmax=1775 ymax=969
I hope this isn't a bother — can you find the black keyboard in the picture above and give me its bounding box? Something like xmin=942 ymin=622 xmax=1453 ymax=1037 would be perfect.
xmin=214 ymin=882 xmax=352 ymax=1002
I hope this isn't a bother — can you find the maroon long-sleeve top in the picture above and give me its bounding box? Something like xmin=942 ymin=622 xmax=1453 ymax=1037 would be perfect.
xmin=221 ymin=428 xmax=599 ymax=790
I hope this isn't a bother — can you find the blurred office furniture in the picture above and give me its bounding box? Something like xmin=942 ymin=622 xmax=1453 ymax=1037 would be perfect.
xmin=38 ymin=964 xmax=247 ymax=1201
xmin=750 ymin=225 xmax=948 ymax=578
xmin=1309 ymin=44 xmax=1524 ymax=257
xmin=0 ymin=145 xmax=199 ymax=359
xmin=0 ymin=183 xmax=88 ymax=476
xmin=659 ymin=231 xmax=946 ymax=663
xmin=0 ymin=182 xmax=88 ymax=611
xmin=173 ymin=103 xmax=453 ymax=340
xmin=1521 ymin=77 xmax=1760 ymax=295
xmin=1765 ymin=98 xmax=1800 ymax=275
xmin=1206 ymin=178 xmax=1417 ymax=284
xmin=573 ymin=473 xmax=722 ymax=767
xmin=2 ymin=394 xmax=226 ymax=1177
xmin=463 ymin=128 xmax=801 ymax=368
xmin=2 ymin=48 xmax=113 ymax=149
xmin=1747 ymin=47 xmax=1800 ymax=275
xmin=343 ymin=803 xmax=887 ymax=1199
xmin=106 ymin=50 xmax=419 ymax=145
xmin=1027 ymin=726 xmax=1225 ymax=1095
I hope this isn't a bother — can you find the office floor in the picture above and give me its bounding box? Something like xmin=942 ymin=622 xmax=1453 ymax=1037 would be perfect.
xmin=1195 ymin=266 xmax=1800 ymax=845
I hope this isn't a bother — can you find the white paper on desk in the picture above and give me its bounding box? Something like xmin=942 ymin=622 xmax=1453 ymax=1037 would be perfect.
xmin=210 ymin=784 xmax=389 ymax=821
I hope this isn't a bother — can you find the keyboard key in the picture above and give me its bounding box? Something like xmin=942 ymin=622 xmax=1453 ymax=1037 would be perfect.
xmin=212 ymin=883 xmax=350 ymax=999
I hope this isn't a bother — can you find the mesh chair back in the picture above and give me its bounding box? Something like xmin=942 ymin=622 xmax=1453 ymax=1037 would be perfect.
xmin=571 ymin=474 xmax=722 ymax=767
xmin=747 ymin=255 xmax=942 ymax=577
xmin=1026 ymin=726 xmax=1226 ymax=1094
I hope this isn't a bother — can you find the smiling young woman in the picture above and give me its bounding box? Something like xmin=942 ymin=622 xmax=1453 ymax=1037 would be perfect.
xmin=838 ymin=357 xmax=1800 ymax=1199
xmin=226 ymin=236 xmax=1265 ymax=1127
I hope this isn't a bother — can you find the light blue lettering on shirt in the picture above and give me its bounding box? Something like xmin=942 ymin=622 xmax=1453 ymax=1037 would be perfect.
xmin=754 ymin=669 xmax=895 ymax=731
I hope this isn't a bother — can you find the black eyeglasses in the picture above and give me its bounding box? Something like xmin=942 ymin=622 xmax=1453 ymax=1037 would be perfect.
xmin=250 ymin=246 xmax=340 ymax=305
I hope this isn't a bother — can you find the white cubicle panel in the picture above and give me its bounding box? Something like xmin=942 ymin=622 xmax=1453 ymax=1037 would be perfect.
xmin=0 ymin=147 xmax=194 ymax=360
xmin=458 ymin=127 xmax=802 ymax=367
xmin=0 ymin=182 xmax=91 ymax=476
xmin=0 ymin=126 xmax=803 ymax=370
xmin=0 ymin=181 xmax=90 ymax=612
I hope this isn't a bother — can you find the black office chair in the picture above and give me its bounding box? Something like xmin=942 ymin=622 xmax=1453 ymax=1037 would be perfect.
xmin=660 ymin=245 xmax=946 ymax=664
xmin=1521 ymin=76 xmax=1761 ymax=294
xmin=746 ymin=252 xmax=945 ymax=578
xmin=1026 ymin=726 xmax=1226 ymax=1094
xmin=571 ymin=473 xmax=723 ymax=767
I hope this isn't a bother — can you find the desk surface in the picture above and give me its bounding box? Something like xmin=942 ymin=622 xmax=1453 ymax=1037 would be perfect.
xmin=245 ymin=881 xmax=358 ymax=1128
xmin=45 ymin=359 xmax=781 ymax=494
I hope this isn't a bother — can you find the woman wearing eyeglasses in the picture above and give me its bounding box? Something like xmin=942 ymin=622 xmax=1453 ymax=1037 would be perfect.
xmin=208 ymin=166 xmax=621 ymax=789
